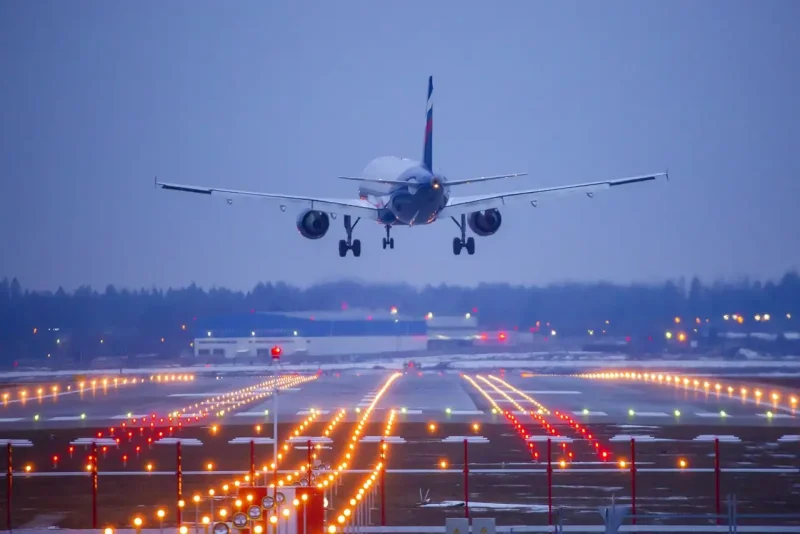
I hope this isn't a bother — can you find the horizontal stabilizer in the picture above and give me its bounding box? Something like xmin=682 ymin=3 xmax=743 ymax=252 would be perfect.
xmin=446 ymin=173 xmax=527 ymax=186
xmin=338 ymin=172 xmax=528 ymax=187
xmin=338 ymin=176 xmax=408 ymax=185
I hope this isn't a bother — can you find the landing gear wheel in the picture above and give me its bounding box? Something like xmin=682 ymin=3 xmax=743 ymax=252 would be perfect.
xmin=465 ymin=237 xmax=475 ymax=255
xmin=382 ymin=226 xmax=394 ymax=250
xmin=452 ymin=237 xmax=462 ymax=255
xmin=339 ymin=215 xmax=362 ymax=257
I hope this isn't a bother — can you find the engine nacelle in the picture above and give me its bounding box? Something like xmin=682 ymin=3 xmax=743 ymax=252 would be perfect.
xmin=467 ymin=209 xmax=502 ymax=237
xmin=296 ymin=209 xmax=330 ymax=240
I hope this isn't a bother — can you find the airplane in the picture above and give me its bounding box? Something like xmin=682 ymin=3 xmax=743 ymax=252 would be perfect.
xmin=157 ymin=76 xmax=667 ymax=257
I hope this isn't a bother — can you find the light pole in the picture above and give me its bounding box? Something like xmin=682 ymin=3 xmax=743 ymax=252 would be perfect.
xmin=442 ymin=435 xmax=489 ymax=519
xmin=359 ymin=435 xmax=406 ymax=526
xmin=0 ymin=438 xmax=33 ymax=532
xmin=153 ymin=437 xmax=203 ymax=524
xmin=228 ymin=437 xmax=276 ymax=485
xmin=609 ymin=434 xmax=659 ymax=524
xmin=287 ymin=436 xmax=334 ymax=488
xmin=693 ymin=434 xmax=742 ymax=524
xmin=526 ymin=435 xmax=573 ymax=526
xmin=69 ymin=437 xmax=119 ymax=529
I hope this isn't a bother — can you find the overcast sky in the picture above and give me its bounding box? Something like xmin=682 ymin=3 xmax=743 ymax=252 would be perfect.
xmin=1 ymin=1 xmax=798 ymax=291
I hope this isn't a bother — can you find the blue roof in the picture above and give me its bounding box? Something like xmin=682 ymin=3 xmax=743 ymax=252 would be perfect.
xmin=194 ymin=312 xmax=427 ymax=338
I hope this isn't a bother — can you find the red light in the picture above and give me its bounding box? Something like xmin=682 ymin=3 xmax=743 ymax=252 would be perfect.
xmin=123 ymin=455 xmax=128 ymax=461
xmin=271 ymin=345 xmax=282 ymax=357
xmin=480 ymin=333 xmax=488 ymax=341
xmin=52 ymin=455 xmax=58 ymax=462
xmin=472 ymin=307 xmax=478 ymax=313
xmin=498 ymin=332 xmax=507 ymax=341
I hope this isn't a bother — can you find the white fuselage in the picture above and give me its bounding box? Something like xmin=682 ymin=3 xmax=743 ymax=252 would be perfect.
xmin=357 ymin=157 xmax=450 ymax=226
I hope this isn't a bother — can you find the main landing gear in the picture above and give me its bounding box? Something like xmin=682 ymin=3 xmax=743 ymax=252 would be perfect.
xmin=451 ymin=214 xmax=475 ymax=255
xmin=338 ymin=215 xmax=361 ymax=257
xmin=382 ymin=225 xmax=395 ymax=250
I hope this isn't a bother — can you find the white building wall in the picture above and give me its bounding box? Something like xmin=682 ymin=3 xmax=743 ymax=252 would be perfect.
xmin=194 ymin=335 xmax=428 ymax=358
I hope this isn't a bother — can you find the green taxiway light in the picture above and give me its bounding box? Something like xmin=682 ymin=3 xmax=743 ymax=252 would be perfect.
xmin=355 ymin=408 xmax=361 ymax=413
xmin=401 ymin=407 xmax=407 ymax=413
xmin=674 ymin=410 xmax=681 ymax=417
xmin=720 ymin=411 xmax=727 ymax=417
xmin=491 ymin=408 xmax=497 ymax=414
xmin=81 ymin=413 xmax=86 ymax=419
xmin=127 ymin=412 xmax=132 ymax=418
xmin=445 ymin=408 xmax=452 ymax=414
xmin=264 ymin=410 xmax=269 ymax=415
xmin=583 ymin=408 xmax=589 ymax=415
xmin=34 ymin=414 xmax=39 ymax=421
xmin=767 ymin=411 xmax=774 ymax=418
xmin=628 ymin=409 xmax=635 ymax=416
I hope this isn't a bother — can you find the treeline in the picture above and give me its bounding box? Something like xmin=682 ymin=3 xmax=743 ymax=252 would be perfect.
xmin=1 ymin=272 xmax=799 ymax=363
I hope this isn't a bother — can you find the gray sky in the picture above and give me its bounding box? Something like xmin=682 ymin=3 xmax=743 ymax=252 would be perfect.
xmin=1 ymin=1 xmax=798 ymax=291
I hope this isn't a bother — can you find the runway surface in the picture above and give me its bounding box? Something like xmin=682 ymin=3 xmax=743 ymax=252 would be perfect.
xmin=1 ymin=369 xmax=796 ymax=430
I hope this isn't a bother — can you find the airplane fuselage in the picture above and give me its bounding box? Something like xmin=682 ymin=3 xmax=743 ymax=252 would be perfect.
xmin=357 ymin=159 xmax=450 ymax=226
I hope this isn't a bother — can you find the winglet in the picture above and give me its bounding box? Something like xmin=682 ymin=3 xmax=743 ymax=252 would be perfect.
xmin=665 ymin=167 xmax=670 ymax=181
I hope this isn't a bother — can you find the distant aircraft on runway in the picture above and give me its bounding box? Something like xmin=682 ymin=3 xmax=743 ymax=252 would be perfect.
xmin=156 ymin=76 xmax=667 ymax=257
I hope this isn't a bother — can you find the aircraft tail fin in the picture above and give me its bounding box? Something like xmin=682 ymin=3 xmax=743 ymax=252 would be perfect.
xmin=422 ymin=76 xmax=433 ymax=171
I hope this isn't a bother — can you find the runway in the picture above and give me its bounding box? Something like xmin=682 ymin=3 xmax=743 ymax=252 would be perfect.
xmin=1 ymin=367 xmax=798 ymax=530
xmin=2 ymin=368 xmax=795 ymax=431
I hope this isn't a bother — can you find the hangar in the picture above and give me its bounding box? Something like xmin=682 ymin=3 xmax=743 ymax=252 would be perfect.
xmin=192 ymin=309 xmax=479 ymax=359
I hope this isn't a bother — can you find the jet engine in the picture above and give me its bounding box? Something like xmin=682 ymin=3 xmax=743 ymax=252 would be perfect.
xmin=296 ymin=209 xmax=330 ymax=240
xmin=467 ymin=209 xmax=502 ymax=237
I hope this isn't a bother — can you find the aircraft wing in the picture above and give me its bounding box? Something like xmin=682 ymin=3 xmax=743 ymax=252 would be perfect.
xmin=156 ymin=180 xmax=379 ymax=218
xmin=438 ymin=172 xmax=667 ymax=217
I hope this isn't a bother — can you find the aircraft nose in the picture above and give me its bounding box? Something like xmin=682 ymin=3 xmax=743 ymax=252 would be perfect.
xmin=431 ymin=177 xmax=441 ymax=190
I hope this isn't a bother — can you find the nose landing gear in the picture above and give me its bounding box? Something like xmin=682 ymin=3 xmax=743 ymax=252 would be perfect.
xmin=450 ymin=214 xmax=475 ymax=255
xmin=382 ymin=225 xmax=395 ymax=250
xmin=338 ymin=215 xmax=361 ymax=257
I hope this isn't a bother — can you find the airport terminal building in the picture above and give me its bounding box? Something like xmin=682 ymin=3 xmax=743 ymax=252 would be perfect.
xmin=192 ymin=309 xmax=480 ymax=358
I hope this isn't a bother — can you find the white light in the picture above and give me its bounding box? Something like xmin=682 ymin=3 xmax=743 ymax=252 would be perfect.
xmin=207 ymin=331 xmax=212 ymax=337
xmin=465 ymin=313 xmax=471 ymax=319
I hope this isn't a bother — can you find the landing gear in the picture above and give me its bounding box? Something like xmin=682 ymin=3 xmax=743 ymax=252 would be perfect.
xmin=338 ymin=215 xmax=361 ymax=257
xmin=450 ymin=214 xmax=475 ymax=255
xmin=382 ymin=225 xmax=395 ymax=250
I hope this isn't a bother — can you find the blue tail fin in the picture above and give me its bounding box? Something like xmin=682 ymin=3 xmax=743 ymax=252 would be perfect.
xmin=422 ymin=76 xmax=433 ymax=171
